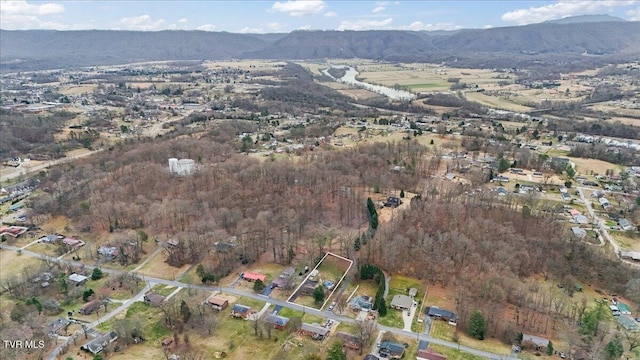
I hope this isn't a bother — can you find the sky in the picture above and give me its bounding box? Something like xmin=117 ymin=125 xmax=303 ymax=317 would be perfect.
xmin=1 ymin=0 xmax=639 ymax=33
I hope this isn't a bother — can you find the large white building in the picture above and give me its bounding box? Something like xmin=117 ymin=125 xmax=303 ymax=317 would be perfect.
xmin=168 ymin=158 xmax=196 ymax=176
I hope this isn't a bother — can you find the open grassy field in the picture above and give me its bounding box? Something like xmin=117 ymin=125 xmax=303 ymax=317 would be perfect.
xmin=567 ymin=156 xmax=622 ymax=175
xmin=0 ymin=250 xmax=41 ymax=281
xmin=430 ymin=321 xmax=511 ymax=355
xmin=58 ymin=84 xmax=98 ymax=95
xmin=136 ymin=250 xmax=190 ymax=280
xmin=428 ymin=344 xmax=487 ymax=360
xmin=465 ymin=91 xmax=533 ymax=112
xmin=611 ymin=230 xmax=640 ymax=251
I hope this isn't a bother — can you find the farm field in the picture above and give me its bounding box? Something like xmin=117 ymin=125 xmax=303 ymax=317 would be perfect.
xmin=566 ymin=156 xmax=623 ymax=175
xmin=465 ymin=91 xmax=533 ymax=112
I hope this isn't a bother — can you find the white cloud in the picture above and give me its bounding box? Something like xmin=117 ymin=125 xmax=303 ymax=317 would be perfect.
xmin=324 ymin=11 xmax=338 ymax=17
xmin=178 ymin=18 xmax=188 ymax=23
xmin=401 ymin=21 xmax=462 ymax=31
xmin=298 ymin=25 xmax=312 ymax=30
xmin=271 ymin=0 xmax=326 ymax=16
xmin=373 ymin=2 xmax=388 ymax=13
xmin=197 ymin=24 xmax=217 ymax=31
xmin=502 ymin=0 xmax=637 ymax=25
xmin=338 ymin=18 xmax=393 ymax=31
xmin=1 ymin=0 xmax=64 ymax=15
xmin=483 ymin=24 xmax=493 ymax=29
xmin=0 ymin=0 xmax=65 ymax=29
xmin=268 ymin=22 xmax=286 ymax=30
xmin=117 ymin=15 xmax=165 ymax=31
xmin=239 ymin=26 xmax=264 ymax=33
xmin=627 ymin=7 xmax=640 ymax=20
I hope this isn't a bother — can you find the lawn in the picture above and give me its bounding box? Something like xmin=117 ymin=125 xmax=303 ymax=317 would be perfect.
xmin=0 ymin=250 xmax=41 ymax=281
xmin=387 ymin=275 xmax=423 ymax=299
xmin=377 ymin=307 xmax=404 ymax=328
xmin=278 ymin=306 xmax=303 ymax=319
xmin=151 ymin=284 xmax=179 ymax=297
xmin=430 ymin=319 xmax=513 ymax=356
xmin=235 ymin=296 xmax=265 ymax=311
xmin=428 ymin=344 xmax=487 ymax=360
xmin=316 ymin=254 xmax=351 ymax=282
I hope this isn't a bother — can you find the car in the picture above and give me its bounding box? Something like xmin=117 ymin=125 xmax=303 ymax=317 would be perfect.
xmin=559 ymin=352 xmax=566 ymax=359
xmin=328 ymin=301 xmax=336 ymax=311
xmin=17 ymin=215 xmax=26 ymax=222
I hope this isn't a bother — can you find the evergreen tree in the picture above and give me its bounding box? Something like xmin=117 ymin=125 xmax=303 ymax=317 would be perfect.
xmin=313 ymin=285 xmax=326 ymax=303
xmin=400 ymin=190 xmax=405 ymax=198
xmin=326 ymin=340 xmax=347 ymax=360
xmin=253 ymin=279 xmax=266 ymax=293
xmin=468 ymin=310 xmax=486 ymax=340
xmin=604 ymin=336 xmax=624 ymax=360
xmin=91 ymin=267 xmax=103 ymax=280
xmin=180 ymin=300 xmax=192 ymax=324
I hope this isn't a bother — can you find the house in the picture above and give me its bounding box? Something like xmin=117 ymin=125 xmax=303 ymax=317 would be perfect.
xmin=264 ymin=315 xmax=290 ymax=330
xmin=618 ymin=218 xmax=634 ymax=231
xmin=68 ymin=273 xmax=88 ymax=286
xmin=44 ymin=318 xmax=70 ymax=338
xmin=573 ymin=214 xmax=589 ymax=224
xmin=379 ymin=340 xmax=405 ymax=359
xmin=81 ymin=331 xmax=118 ymax=355
xmin=390 ymin=295 xmax=413 ymax=311
xmin=242 ymin=272 xmax=267 ymax=283
xmin=426 ymin=307 xmax=457 ymax=323
xmin=272 ymin=277 xmax=286 ymax=288
xmin=300 ymin=323 xmax=329 ymax=340
xmin=97 ymin=245 xmax=118 ymax=259
xmin=166 ymin=239 xmax=179 ymax=248
xmin=38 ymin=234 xmax=58 ymax=243
xmin=79 ymin=299 xmax=103 ymax=315
xmin=230 ymin=304 xmax=253 ymax=319
xmin=384 ymin=197 xmax=402 ymax=208
xmin=349 ymin=295 xmax=373 ymax=311
xmin=62 ymin=237 xmax=85 ymax=248
xmin=281 ymin=267 xmax=296 ymax=278
xmin=617 ymin=303 xmax=632 ymax=315
xmin=491 ymin=175 xmax=510 ymax=183
xmin=620 ymin=251 xmax=640 ymax=261
xmin=617 ymin=315 xmax=639 ymax=332
xmin=417 ymin=348 xmax=448 ymax=360
xmin=522 ymin=333 xmax=550 ymax=350
xmin=207 ymin=296 xmax=229 ymax=311
xmin=561 ymin=192 xmax=571 ymax=201
xmin=143 ymin=291 xmax=166 ymax=306
xmin=300 ymin=280 xmax=319 ymax=295
xmin=598 ymin=197 xmax=611 ymax=210
xmin=571 ymin=227 xmax=587 ymax=239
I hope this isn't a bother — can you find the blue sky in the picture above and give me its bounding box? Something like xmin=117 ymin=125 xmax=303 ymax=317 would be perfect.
xmin=1 ymin=0 xmax=639 ymax=32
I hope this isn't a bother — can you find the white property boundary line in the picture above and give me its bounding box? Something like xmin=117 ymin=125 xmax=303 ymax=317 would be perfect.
xmin=285 ymin=252 xmax=354 ymax=312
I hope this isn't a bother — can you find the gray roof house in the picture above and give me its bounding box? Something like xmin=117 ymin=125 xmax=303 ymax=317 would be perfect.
xmin=571 ymin=227 xmax=587 ymax=238
xmin=522 ymin=333 xmax=549 ymax=349
xmin=426 ymin=307 xmax=457 ymax=322
xmin=44 ymin=318 xmax=70 ymax=337
xmin=300 ymin=323 xmax=329 ymax=340
xmin=81 ymin=331 xmax=118 ymax=355
xmin=390 ymin=295 xmax=413 ymax=311
xmin=618 ymin=218 xmax=634 ymax=231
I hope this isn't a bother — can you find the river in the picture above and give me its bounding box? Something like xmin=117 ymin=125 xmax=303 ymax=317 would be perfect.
xmin=323 ymin=65 xmax=416 ymax=101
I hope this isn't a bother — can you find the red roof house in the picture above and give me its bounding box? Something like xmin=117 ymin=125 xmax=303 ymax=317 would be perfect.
xmin=242 ymin=272 xmax=266 ymax=282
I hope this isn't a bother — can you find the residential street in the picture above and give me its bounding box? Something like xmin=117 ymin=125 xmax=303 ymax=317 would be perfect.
xmin=0 ymin=242 xmax=513 ymax=359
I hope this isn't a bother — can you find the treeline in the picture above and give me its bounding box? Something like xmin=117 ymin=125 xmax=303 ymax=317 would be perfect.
xmin=423 ymin=93 xmax=487 ymax=114
xmin=568 ymin=144 xmax=640 ymax=166
xmin=0 ymin=110 xmax=77 ymax=160
xmin=30 ymin=132 xmax=427 ymax=271
xmin=361 ymin=195 xmax=639 ymax=349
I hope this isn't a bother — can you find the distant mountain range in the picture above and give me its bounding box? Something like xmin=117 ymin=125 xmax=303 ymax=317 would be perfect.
xmin=1 ymin=16 xmax=639 ymax=71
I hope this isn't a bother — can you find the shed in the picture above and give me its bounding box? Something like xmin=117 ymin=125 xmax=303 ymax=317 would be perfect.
xmin=571 ymin=227 xmax=586 ymax=238
xmin=79 ymin=300 xmax=102 ymax=315
xmin=409 ymin=288 xmax=418 ymax=297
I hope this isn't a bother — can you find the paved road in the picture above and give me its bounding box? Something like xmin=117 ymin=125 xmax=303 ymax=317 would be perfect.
xmin=0 ymin=244 xmax=512 ymax=360
xmin=0 ymin=149 xmax=102 ymax=183
xmin=577 ymin=186 xmax=640 ymax=268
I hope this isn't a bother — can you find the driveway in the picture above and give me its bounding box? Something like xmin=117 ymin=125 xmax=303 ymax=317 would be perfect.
xmin=402 ymin=304 xmax=417 ymax=331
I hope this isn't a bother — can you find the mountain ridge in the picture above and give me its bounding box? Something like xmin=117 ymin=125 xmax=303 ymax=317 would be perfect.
xmin=2 ymin=18 xmax=639 ymax=71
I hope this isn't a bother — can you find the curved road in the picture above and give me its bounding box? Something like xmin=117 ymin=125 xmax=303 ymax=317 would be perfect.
xmin=577 ymin=186 xmax=640 ymax=268
xmin=0 ymin=243 xmax=512 ymax=360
